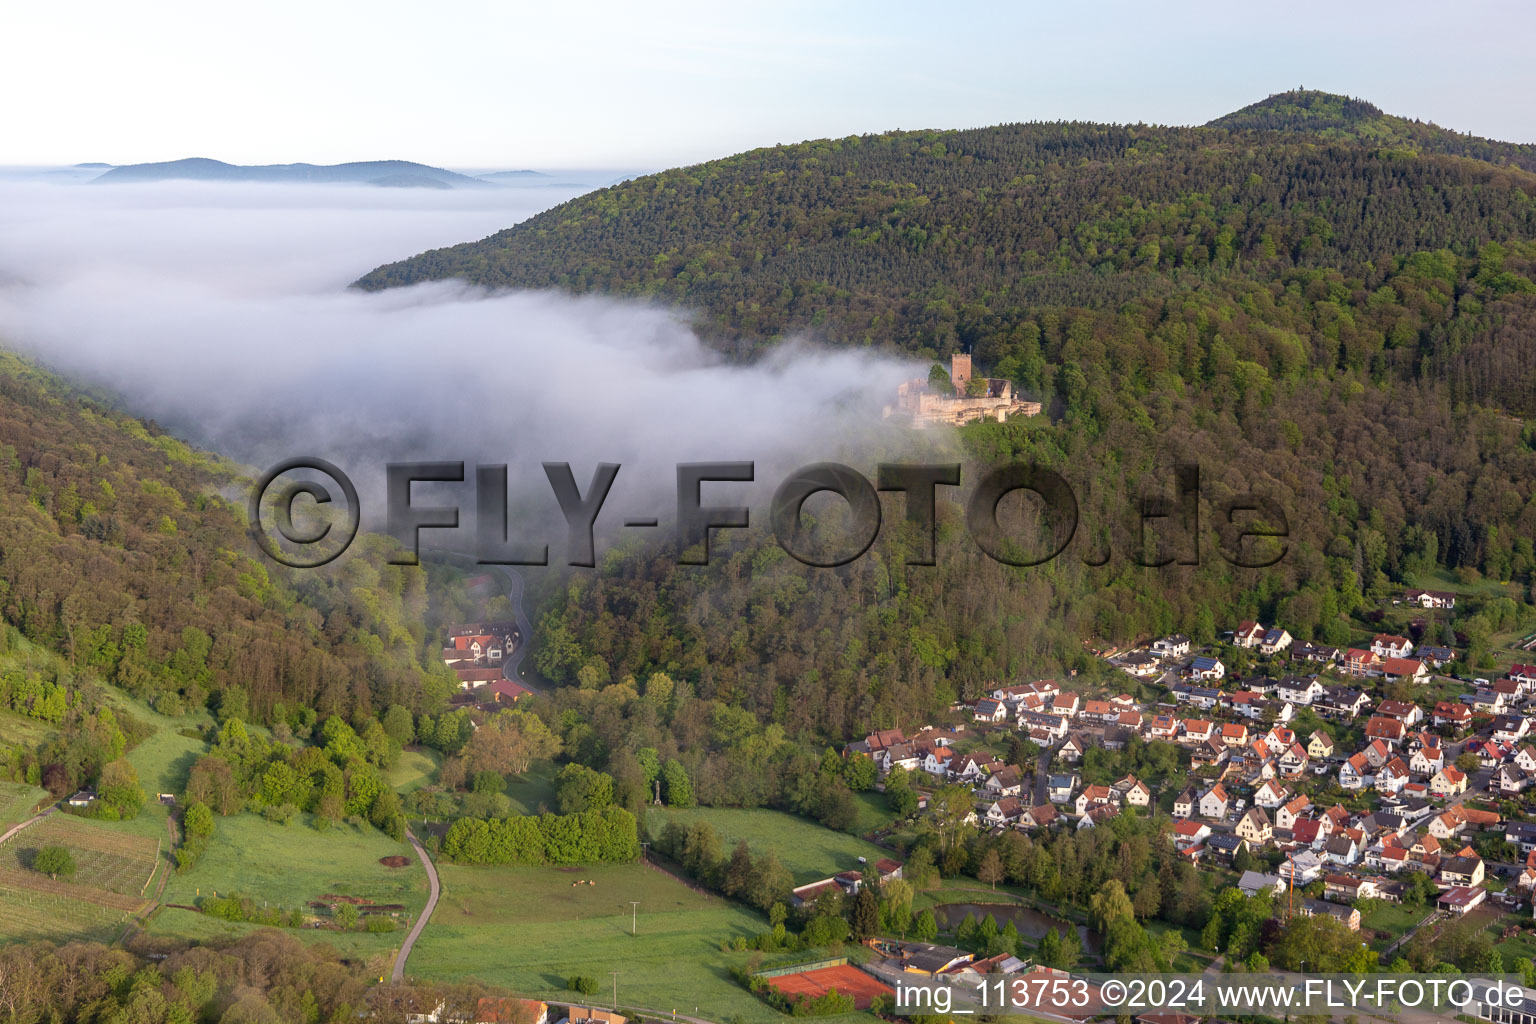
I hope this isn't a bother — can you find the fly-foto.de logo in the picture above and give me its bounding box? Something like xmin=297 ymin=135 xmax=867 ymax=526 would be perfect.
xmin=249 ymin=459 xmax=1288 ymax=571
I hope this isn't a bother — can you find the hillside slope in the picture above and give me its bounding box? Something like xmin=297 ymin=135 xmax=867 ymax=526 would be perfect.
xmin=0 ymin=353 xmax=450 ymax=731
xmin=354 ymin=93 xmax=1536 ymax=358
xmin=350 ymin=95 xmax=1536 ymax=730
xmin=1208 ymin=89 xmax=1536 ymax=170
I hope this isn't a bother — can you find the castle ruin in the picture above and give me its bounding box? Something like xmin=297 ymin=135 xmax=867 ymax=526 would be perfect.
xmin=885 ymin=353 xmax=1042 ymax=428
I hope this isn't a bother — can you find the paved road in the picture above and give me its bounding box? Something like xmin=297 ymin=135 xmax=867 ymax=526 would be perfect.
xmin=1033 ymin=748 xmax=1052 ymax=805
xmin=493 ymin=566 xmax=535 ymax=684
xmin=392 ymin=829 xmax=442 ymax=983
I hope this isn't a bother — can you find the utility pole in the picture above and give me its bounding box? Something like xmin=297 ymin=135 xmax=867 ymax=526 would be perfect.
xmin=610 ymin=971 xmax=619 ymax=1009
xmin=630 ymin=901 xmax=640 ymax=935
xmin=640 ymin=841 xmax=650 ymax=861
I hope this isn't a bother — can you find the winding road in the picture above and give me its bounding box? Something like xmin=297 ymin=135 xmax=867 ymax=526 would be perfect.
xmin=391 ymin=828 xmax=441 ymax=983
xmin=493 ymin=566 xmax=536 ymax=685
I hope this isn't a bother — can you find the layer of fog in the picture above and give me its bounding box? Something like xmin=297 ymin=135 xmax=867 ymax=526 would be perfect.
xmin=0 ymin=174 xmax=939 ymax=563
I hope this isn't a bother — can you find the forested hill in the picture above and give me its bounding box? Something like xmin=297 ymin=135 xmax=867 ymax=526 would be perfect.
xmin=0 ymin=353 xmax=452 ymax=730
xmin=353 ymin=93 xmax=1536 ymax=736
xmin=1208 ymin=90 xmax=1536 ymax=171
xmin=354 ymin=91 xmax=1536 ymax=356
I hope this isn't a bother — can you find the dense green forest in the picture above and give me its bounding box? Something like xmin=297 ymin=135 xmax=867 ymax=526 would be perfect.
xmin=357 ymin=91 xmax=1536 ymax=736
xmin=0 ymin=352 xmax=455 ymax=735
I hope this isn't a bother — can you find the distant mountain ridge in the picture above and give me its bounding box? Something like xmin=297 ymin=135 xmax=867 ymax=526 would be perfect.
xmin=92 ymin=157 xmax=490 ymax=188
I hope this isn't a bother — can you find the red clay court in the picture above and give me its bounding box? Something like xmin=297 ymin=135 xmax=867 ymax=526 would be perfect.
xmin=767 ymin=964 xmax=894 ymax=1009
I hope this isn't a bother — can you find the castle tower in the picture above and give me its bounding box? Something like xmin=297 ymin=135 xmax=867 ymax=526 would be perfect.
xmin=950 ymin=352 xmax=972 ymax=392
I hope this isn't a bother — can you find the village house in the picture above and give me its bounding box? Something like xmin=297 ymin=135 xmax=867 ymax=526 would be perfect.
xmin=1438 ymin=852 xmax=1486 ymax=888
xmin=1180 ymin=719 xmax=1214 ymax=744
xmin=1403 ymin=588 xmax=1456 ymax=609
xmin=1281 ymin=850 xmax=1325 ymax=884
xmin=921 ymin=747 xmax=955 ymax=776
xmin=1279 ymin=743 xmax=1310 ymax=778
xmin=1409 ymin=743 xmax=1444 ymax=777
xmin=1191 ymin=738 xmax=1229 ymax=769
xmin=1081 ymin=699 xmax=1116 ymax=723
xmin=1120 ymin=652 xmax=1161 ymax=678
xmin=1376 ymin=700 xmax=1424 ymax=726
xmin=1198 ymin=784 xmax=1231 ymax=819
xmin=1430 ymin=766 xmax=1468 ymax=798
xmin=1276 ymin=676 xmax=1326 ymax=705
xmin=1172 ymin=787 xmax=1197 ymax=819
xmin=1383 ymin=658 xmax=1428 ymax=684
xmin=1438 ymin=886 xmax=1487 ymax=915
xmin=1231 ymin=621 xmax=1267 ymax=648
xmin=1371 ymin=634 xmax=1414 ymax=660
xmin=984 ymin=797 xmax=1024 ymax=828
xmin=1362 ymin=738 xmax=1394 ymax=769
xmin=1260 ymin=627 xmax=1293 ymax=656
xmin=1114 ymin=775 xmax=1151 ymax=807
xmin=1340 ymin=753 xmax=1372 ymax=790
xmin=1152 ymin=634 xmax=1191 ymax=658
xmin=1047 ymin=774 xmax=1079 ymax=804
xmin=1299 ymin=899 xmax=1361 ymax=932
xmin=1429 ymin=810 xmax=1467 ymax=840
xmin=1186 ymin=657 xmax=1226 ymax=681
xmin=1495 ymin=714 xmax=1532 ymax=744
xmin=1364 ymin=716 xmax=1407 ymax=746
xmin=1236 ymin=806 xmax=1273 ymax=843
xmin=1239 ymin=870 xmax=1286 ymax=897
xmin=1276 ymin=794 xmax=1311 ymax=831
xmin=972 ymin=698 xmax=1008 ymax=723
xmin=1171 ymin=819 xmax=1211 ymax=851
xmin=1019 ymin=803 xmax=1059 ymax=829
xmin=1325 ymin=829 xmax=1365 ymax=866
xmin=1432 ymin=701 xmax=1473 ymax=731
xmin=1374 ymin=758 xmax=1411 ymax=795
xmin=1204 ymin=833 xmax=1247 ymax=863
xmin=950 ymin=753 xmax=997 ymax=783
xmin=1292 ymin=640 xmax=1342 ymax=664
xmin=1416 ymin=645 xmax=1456 ymax=667
xmin=1074 ymin=785 xmax=1116 ymax=817
xmin=1307 ymin=731 xmax=1335 ymax=758
xmin=1172 ymin=683 xmax=1223 ymax=708
xmin=1019 ymin=711 xmax=1070 ymax=740
xmin=982 ymin=766 xmax=1023 ymax=798
xmin=1316 ymin=687 xmax=1372 ymax=719
xmin=1219 ymin=722 xmax=1250 ymax=747
xmin=1494 ymin=763 xmax=1533 ymax=795
xmin=1254 ymin=779 xmax=1288 ymax=809
xmin=1344 ymin=648 xmax=1382 ymax=677
xmin=1057 ymin=734 xmax=1086 ymax=763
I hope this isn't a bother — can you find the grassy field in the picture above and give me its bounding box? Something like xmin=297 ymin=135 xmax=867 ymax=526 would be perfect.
xmin=505 ymin=760 xmax=558 ymax=815
xmin=644 ymin=806 xmax=891 ymax=884
xmin=148 ymin=810 xmax=429 ymax=961
xmin=388 ymin=748 xmax=442 ymax=793
xmin=0 ymin=708 xmax=57 ymax=749
xmin=0 ymin=780 xmax=48 ymax=830
xmin=1361 ymin=902 xmax=1434 ymax=950
xmin=410 ymin=861 xmax=874 ymax=1024
xmin=847 ymin=792 xmax=899 ymax=835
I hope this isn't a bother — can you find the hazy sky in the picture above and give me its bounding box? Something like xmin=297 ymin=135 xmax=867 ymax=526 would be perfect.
xmin=3 ymin=0 xmax=1533 ymax=168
